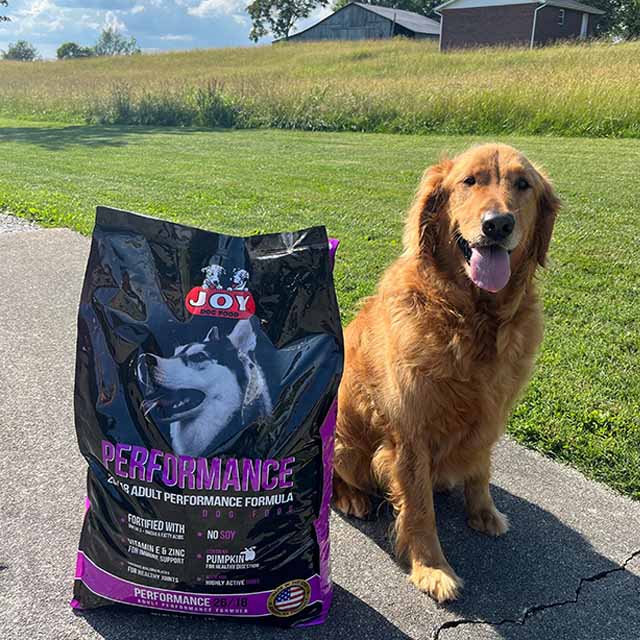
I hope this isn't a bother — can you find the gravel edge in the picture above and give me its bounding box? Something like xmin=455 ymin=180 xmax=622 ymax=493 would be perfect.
xmin=0 ymin=212 xmax=39 ymax=234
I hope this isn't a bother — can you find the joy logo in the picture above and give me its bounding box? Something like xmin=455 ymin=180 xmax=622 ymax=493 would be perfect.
xmin=185 ymin=262 xmax=255 ymax=318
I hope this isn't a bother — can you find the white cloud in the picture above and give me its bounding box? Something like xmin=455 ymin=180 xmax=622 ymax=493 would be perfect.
xmin=2 ymin=0 xmax=67 ymax=35
xmin=187 ymin=0 xmax=244 ymax=18
xmin=0 ymin=0 xmax=255 ymax=58
xmin=159 ymin=33 xmax=192 ymax=40
xmin=104 ymin=9 xmax=126 ymax=30
xmin=80 ymin=13 xmax=102 ymax=30
xmin=18 ymin=0 xmax=54 ymax=18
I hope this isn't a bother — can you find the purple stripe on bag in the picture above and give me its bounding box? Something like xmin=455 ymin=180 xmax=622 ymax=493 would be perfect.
xmin=328 ymin=238 xmax=339 ymax=270
xmin=299 ymin=399 xmax=338 ymax=627
xmin=72 ymin=551 xmax=323 ymax=617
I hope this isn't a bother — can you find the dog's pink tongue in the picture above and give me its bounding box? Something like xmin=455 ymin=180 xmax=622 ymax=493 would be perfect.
xmin=469 ymin=246 xmax=511 ymax=293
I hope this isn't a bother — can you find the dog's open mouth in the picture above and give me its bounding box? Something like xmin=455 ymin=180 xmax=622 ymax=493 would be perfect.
xmin=457 ymin=237 xmax=512 ymax=294
xmin=142 ymin=388 xmax=206 ymax=422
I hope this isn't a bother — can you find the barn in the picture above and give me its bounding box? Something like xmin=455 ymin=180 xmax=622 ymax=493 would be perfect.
xmin=281 ymin=2 xmax=441 ymax=42
xmin=436 ymin=0 xmax=605 ymax=50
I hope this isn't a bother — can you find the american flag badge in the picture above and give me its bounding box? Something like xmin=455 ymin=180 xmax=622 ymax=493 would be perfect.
xmin=267 ymin=579 xmax=311 ymax=617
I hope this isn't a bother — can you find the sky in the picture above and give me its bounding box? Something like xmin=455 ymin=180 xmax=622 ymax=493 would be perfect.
xmin=0 ymin=0 xmax=333 ymax=58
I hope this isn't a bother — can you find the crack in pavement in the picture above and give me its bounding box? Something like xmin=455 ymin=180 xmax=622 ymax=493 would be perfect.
xmin=432 ymin=549 xmax=640 ymax=639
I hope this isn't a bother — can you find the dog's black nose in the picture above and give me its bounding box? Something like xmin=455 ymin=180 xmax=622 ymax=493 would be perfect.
xmin=481 ymin=212 xmax=515 ymax=242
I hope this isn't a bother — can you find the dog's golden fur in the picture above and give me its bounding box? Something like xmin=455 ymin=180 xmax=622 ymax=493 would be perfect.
xmin=333 ymin=144 xmax=560 ymax=602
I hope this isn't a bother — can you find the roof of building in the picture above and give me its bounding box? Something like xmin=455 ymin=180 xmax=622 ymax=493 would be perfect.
xmin=435 ymin=0 xmax=604 ymax=14
xmin=354 ymin=3 xmax=441 ymax=35
xmin=544 ymin=0 xmax=605 ymax=15
xmin=281 ymin=3 xmax=441 ymax=41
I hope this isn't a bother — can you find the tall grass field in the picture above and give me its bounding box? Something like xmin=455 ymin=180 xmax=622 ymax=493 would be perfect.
xmin=2 ymin=39 xmax=640 ymax=137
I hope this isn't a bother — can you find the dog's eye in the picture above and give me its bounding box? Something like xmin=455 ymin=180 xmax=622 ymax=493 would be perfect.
xmin=463 ymin=176 xmax=476 ymax=186
xmin=190 ymin=352 xmax=208 ymax=363
xmin=516 ymin=177 xmax=530 ymax=190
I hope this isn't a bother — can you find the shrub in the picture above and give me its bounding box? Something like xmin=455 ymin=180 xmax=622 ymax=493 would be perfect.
xmin=94 ymin=27 xmax=140 ymax=57
xmin=2 ymin=40 xmax=38 ymax=61
xmin=57 ymin=42 xmax=94 ymax=60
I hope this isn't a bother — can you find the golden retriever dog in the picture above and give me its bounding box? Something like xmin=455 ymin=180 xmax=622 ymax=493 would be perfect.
xmin=333 ymin=143 xmax=559 ymax=602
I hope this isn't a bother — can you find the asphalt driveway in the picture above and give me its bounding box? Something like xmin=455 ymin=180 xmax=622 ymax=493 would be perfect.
xmin=1 ymin=224 xmax=638 ymax=640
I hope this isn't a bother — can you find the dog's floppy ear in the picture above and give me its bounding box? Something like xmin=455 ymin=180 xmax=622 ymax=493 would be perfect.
xmin=403 ymin=157 xmax=453 ymax=257
xmin=229 ymin=319 xmax=256 ymax=354
xmin=534 ymin=169 xmax=561 ymax=268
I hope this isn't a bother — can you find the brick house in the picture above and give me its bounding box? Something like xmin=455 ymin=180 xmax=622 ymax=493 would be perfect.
xmin=436 ymin=0 xmax=605 ymax=50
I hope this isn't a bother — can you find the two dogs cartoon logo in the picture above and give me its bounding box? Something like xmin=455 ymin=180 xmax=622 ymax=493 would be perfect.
xmin=186 ymin=262 xmax=255 ymax=318
xmin=201 ymin=265 xmax=250 ymax=292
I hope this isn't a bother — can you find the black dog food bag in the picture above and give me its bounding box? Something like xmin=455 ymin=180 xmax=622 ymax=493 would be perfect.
xmin=71 ymin=207 xmax=343 ymax=626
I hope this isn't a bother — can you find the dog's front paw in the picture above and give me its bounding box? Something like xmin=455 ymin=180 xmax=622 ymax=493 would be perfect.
xmin=333 ymin=486 xmax=371 ymax=519
xmin=468 ymin=507 xmax=510 ymax=536
xmin=410 ymin=564 xmax=462 ymax=602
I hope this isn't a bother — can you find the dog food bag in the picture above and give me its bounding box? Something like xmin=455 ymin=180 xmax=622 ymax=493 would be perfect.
xmin=71 ymin=207 xmax=344 ymax=626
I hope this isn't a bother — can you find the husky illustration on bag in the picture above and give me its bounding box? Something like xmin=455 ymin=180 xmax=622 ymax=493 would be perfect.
xmin=137 ymin=319 xmax=272 ymax=457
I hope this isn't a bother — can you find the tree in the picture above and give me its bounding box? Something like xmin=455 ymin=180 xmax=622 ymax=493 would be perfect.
xmin=94 ymin=27 xmax=140 ymax=56
xmin=2 ymin=40 xmax=39 ymax=61
xmin=1 ymin=0 xmax=10 ymax=23
xmin=591 ymin=0 xmax=640 ymax=38
xmin=620 ymin=0 xmax=640 ymax=37
xmin=248 ymin=0 xmax=329 ymax=41
xmin=332 ymin=0 xmax=441 ymax=19
xmin=57 ymin=42 xmax=94 ymax=59
xmin=584 ymin=0 xmax=620 ymax=35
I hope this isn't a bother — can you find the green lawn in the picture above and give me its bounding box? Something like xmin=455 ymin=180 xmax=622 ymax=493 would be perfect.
xmin=1 ymin=119 xmax=639 ymax=499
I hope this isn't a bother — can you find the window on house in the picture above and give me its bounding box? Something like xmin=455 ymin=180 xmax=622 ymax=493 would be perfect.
xmin=558 ymin=9 xmax=565 ymax=25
